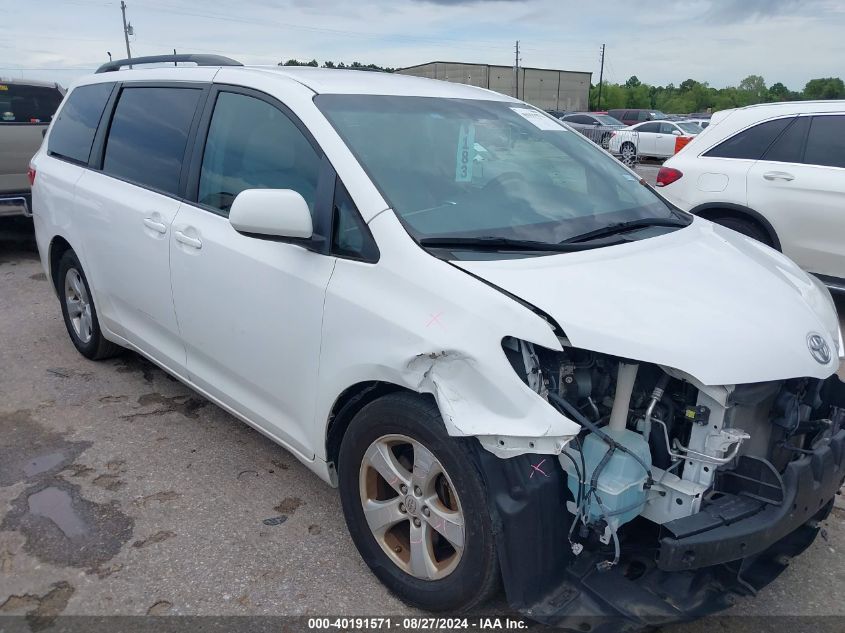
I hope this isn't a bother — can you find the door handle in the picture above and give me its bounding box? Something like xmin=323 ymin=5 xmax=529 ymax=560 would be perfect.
xmin=143 ymin=217 xmax=167 ymax=234
xmin=763 ymin=171 xmax=795 ymax=181
xmin=174 ymin=230 xmax=202 ymax=249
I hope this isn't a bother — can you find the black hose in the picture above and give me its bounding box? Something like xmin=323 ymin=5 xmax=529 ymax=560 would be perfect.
xmin=559 ymin=450 xmax=583 ymax=507
xmin=549 ymin=392 xmax=653 ymax=486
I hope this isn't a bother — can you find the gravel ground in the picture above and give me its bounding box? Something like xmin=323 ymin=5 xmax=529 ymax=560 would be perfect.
xmin=1 ymin=216 xmax=843 ymax=631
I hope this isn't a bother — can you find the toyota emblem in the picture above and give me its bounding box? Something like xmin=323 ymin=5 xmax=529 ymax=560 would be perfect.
xmin=807 ymin=332 xmax=832 ymax=365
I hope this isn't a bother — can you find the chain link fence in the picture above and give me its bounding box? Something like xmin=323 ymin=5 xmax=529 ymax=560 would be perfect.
xmin=572 ymin=127 xmax=640 ymax=167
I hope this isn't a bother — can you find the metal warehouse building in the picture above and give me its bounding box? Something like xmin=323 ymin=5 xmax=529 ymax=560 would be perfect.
xmin=397 ymin=61 xmax=592 ymax=112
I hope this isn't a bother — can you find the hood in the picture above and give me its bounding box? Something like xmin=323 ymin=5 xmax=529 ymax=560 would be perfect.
xmin=454 ymin=218 xmax=841 ymax=386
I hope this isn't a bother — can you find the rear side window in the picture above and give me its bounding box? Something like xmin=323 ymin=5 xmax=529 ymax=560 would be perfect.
xmin=0 ymin=83 xmax=63 ymax=124
xmin=804 ymin=116 xmax=845 ymax=168
xmin=704 ymin=117 xmax=794 ymax=160
xmin=638 ymin=122 xmax=660 ymax=133
xmin=565 ymin=114 xmax=591 ymax=125
xmin=48 ymin=83 xmax=113 ymax=164
xmin=103 ymin=87 xmax=201 ymax=195
xmin=762 ymin=117 xmax=809 ymax=163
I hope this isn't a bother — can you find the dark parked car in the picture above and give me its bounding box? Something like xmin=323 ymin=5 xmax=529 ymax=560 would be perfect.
xmin=608 ymin=108 xmax=668 ymax=126
xmin=560 ymin=112 xmax=625 ymax=148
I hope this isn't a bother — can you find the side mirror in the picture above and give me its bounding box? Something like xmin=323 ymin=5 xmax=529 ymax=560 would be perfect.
xmin=671 ymin=129 xmax=683 ymax=136
xmin=229 ymin=189 xmax=313 ymax=239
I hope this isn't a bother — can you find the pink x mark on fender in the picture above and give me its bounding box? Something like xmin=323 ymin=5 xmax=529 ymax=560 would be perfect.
xmin=529 ymin=459 xmax=549 ymax=478
xmin=426 ymin=312 xmax=444 ymax=328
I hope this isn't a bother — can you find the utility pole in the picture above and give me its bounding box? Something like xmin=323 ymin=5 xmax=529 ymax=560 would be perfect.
xmin=513 ymin=40 xmax=520 ymax=100
xmin=597 ymin=43 xmax=605 ymax=111
xmin=120 ymin=1 xmax=133 ymax=67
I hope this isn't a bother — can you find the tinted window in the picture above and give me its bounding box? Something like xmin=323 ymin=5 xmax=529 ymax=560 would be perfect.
xmin=0 ymin=83 xmax=63 ymax=124
xmin=48 ymin=83 xmax=113 ymax=164
xmin=762 ymin=117 xmax=809 ymax=163
xmin=564 ymin=114 xmax=591 ymax=124
xmin=659 ymin=122 xmax=677 ymax=134
xmin=638 ymin=122 xmax=661 ymax=133
xmin=198 ymin=91 xmax=321 ymax=215
xmin=636 ymin=111 xmax=650 ymax=121
xmin=331 ymin=180 xmax=378 ymax=261
xmin=103 ymin=87 xmax=200 ymax=195
xmin=705 ymin=117 xmax=794 ymax=160
xmin=804 ymin=116 xmax=845 ymax=168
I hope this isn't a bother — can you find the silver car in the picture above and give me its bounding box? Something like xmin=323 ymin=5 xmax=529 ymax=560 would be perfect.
xmin=560 ymin=112 xmax=625 ymax=148
xmin=0 ymin=78 xmax=64 ymax=217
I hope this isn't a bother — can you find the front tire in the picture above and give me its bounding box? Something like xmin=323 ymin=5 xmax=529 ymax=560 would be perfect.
xmin=620 ymin=141 xmax=637 ymax=166
xmin=57 ymin=250 xmax=122 ymax=360
xmin=338 ymin=393 xmax=499 ymax=612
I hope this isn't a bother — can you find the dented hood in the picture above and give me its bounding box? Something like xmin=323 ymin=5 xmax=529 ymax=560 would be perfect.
xmin=454 ymin=218 xmax=842 ymax=386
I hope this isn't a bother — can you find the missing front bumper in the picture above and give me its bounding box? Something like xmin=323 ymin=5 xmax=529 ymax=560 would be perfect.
xmin=658 ymin=428 xmax=845 ymax=571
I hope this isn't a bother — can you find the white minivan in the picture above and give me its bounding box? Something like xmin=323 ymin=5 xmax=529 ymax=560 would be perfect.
xmin=31 ymin=55 xmax=845 ymax=629
xmin=658 ymin=101 xmax=845 ymax=291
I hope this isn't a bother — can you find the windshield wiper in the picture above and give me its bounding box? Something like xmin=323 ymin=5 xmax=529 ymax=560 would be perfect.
xmin=418 ymin=236 xmax=622 ymax=252
xmin=560 ymin=216 xmax=689 ymax=244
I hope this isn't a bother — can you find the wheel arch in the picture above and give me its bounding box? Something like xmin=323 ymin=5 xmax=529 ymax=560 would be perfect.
xmin=691 ymin=202 xmax=782 ymax=251
xmin=48 ymin=235 xmax=74 ymax=296
xmin=324 ymin=380 xmax=435 ymax=474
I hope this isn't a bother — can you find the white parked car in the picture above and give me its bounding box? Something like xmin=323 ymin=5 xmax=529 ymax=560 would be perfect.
xmin=682 ymin=117 xmax=711 ymax=130
xmin=609 ymin=120 xmax=701 ymax=162
xmin=30 ymin=55 xmax=845 ymax=627
xmin=658 ymin=101 xmax=845 ymax=290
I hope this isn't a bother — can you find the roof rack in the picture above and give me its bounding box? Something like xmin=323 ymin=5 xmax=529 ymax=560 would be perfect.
xmin=95 ymin=54 xmax=243 ymax=74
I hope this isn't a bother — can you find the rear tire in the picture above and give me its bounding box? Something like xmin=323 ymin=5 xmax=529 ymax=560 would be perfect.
xmin=57 ymin=250 xmax=122 ymax=360
xmin=710 ymin=215 xmax=774 ymax=248
xmin=338 ymin=392 xmax=499 ymax=612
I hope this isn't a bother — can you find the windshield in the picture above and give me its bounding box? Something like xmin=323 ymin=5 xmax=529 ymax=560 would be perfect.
xmin=650 ymin=111 xmax=667 ymax=119
xmin=595 ymin=114 xmax=623 ymax=126
xmin=676 ymin=122 xmax=701 ymax=135
xmin=316 ymin=95 xmax=680 ymax=247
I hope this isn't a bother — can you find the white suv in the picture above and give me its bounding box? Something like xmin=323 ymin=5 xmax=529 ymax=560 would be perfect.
xmin=658 ymin=100 xmax=845 ymax=291
xmin=30 ymin=55 xmax=845 ymax=627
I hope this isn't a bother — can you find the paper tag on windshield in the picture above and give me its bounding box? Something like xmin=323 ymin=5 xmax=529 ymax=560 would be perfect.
xmin=510 ymin=107 xmax=564 ymax=131
xmin=455 ymin=123 xmax=476 ymax=182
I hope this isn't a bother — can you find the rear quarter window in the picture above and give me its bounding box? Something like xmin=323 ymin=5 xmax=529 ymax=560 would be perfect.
xmin=48 ymin=83 xmax=114 ymax=164
xmin=0 ymin=83 xmax=63 ymax=124
xmin=704 ymin=117 xmax=794 ymax=160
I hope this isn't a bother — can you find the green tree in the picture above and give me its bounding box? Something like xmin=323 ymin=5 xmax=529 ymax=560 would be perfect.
xmin=624 ymin=75 xmax=641 ymax=89
xmin=768 ymin=82 xmax=792 ymax=102
xmin=737 ymin=74 xmax=768 ymax=104
xmin=803 ymin=77 xmax=845 ymax=99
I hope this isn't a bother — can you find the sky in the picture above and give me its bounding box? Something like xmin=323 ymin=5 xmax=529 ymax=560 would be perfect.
xmin=3 ymin=0 xmax=844 ymax=91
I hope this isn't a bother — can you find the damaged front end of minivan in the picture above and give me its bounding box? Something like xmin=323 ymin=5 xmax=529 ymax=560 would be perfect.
xmin=470 ymin=337 xmax=845 ymax=632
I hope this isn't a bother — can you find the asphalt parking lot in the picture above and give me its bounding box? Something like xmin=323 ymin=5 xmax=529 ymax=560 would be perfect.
xmin=1 ymin=212 xmax=844 ymax=631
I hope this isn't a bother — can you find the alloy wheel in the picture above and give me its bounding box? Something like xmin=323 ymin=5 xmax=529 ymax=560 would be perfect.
xmin=64 ymin=268 xmax=93 ymax=344
xmin=358 ymin=434 xmax=465 ymax=580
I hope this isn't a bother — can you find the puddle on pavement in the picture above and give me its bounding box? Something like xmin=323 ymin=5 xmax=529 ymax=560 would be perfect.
xmin=23 ymin=452 xmax=68 ymax=478
xmin=1 ymin=480 xmax=134 ymax=569
xmin=0 ymin=410 xmax=92 ymax=486
xmin=27 ymin=487 xmax=88 ymax=538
